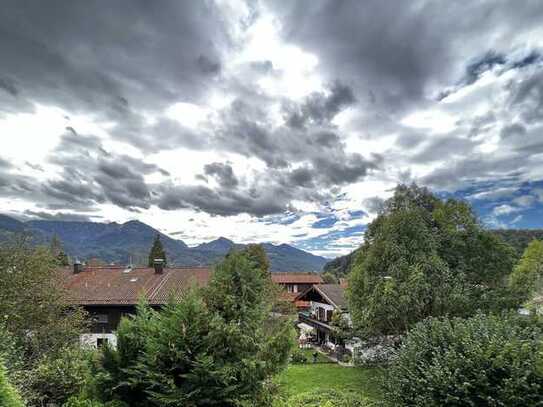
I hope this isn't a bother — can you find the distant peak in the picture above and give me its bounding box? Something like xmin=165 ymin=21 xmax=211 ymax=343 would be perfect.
xmin=215 ymin=236 xmax=233 ymax=242
xmin=123 ymin=220 xmax=144 ymax=225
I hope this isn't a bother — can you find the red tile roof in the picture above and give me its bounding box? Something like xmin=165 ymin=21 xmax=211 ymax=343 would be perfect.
xmin=271 ymin=272 xmax=324 ymax=285
xmin=62 ymin=266 xmax=211 ymax=306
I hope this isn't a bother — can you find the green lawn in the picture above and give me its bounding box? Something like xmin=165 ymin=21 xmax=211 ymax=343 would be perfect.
xmin=276 ymin=363 xmax=384 ymax=401
xmin=295 ymin=348 xmax=334 ymax=364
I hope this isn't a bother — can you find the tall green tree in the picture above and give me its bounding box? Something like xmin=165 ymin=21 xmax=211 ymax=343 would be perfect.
xmin=147 ymin=234 xmax=167 ymax=267
xmin=0 ymin=238 xmax=88 ymax=405
xmin=0 ymin=237 xmax=86 ymax=362
xmin=349 ymin=184 xmax=516 ymax=337
xmin=510 ymin=239 xmax=543 ymax=306
xmin=93 ymin=246 xmax=294 ymax=406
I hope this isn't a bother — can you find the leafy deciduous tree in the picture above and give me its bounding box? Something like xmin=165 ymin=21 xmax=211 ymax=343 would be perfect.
xmin=0 ymin=237 xmax=87 ymax=362
xmin=349 ymin=184 xmax=516 ymax=337
xmin=510 ymin=239 xmax=543 ymax=307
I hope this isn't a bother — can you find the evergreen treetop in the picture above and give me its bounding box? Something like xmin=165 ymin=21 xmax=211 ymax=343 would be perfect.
xmin=148 ymin=234 xmax=167 ymax=267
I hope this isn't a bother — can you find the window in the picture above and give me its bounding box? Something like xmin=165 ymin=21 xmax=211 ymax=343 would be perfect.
xmin=318 ymin=307 xmax=325 ymax=321
xmin=97 ymin=338 xmax=108 ymax=348
xmin=326 ymin=310 xmax=333 ymax=322
xmin=287 ymin=284 xmax=294 ymax=293
xmin=92 ymin=314 xmax=109 ymax=324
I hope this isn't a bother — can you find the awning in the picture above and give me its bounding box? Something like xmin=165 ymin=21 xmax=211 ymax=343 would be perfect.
xmin=297 ymin=322 xmax=315 ymax=333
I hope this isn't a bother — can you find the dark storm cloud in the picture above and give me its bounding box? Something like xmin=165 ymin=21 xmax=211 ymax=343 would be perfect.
xmin=23 ymin=210 xmax=94 ymax=222
xmin=271 ymin=0 xmax=543 ymax=113
xmin=421 ymin=153 xmax=526 ymax=190
xmin=0 ymin=77 xmax=18 ymax=97
xmin=411 ymin=135 xmax=478 ymax=163
xmin=509 ymin=70 xmax=543 ymax=123
xmin=0 ymin=1 xmax=230 ymax=120
xmin=500 ymin=123 xmax=526 ymax=139
xmin=282 ymin=81 xmax=356 ymax=128
xmin=25 ymin=129 xmax=171 ymax=211
xmin=203 ymin=162 xmax=239 ymax=188
xmin=156 ymin=184 xmax=289 ymax=217
xmin=210 ymin=80 xmax=379 ymax=191
xmin=119 ymin=118 xmax=209 ymax=153
xmin=464 ymin=51 xmax=507 ymax=86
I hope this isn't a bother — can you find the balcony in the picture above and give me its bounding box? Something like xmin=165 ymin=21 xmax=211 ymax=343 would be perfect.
xmin=299 ymin=311 xmax=332 ymax=331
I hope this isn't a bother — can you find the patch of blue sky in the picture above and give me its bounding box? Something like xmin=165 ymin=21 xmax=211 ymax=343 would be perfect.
xmin=295 ymin=224 xmax=367 ymax=255
xmin=311 ymin=216 xmax=338 ymax=229
xmin=438 ymin=179 xmax=543 ymax=229
xmin=259 ymin=212 xmax=300 ymax=225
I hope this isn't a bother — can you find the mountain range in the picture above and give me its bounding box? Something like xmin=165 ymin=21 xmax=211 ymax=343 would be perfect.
xmin=0 ymin=214 xmax=327 ymax=272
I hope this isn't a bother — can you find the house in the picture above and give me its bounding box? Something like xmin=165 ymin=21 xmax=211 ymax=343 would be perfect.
xmin=271 ymin=272 xmax=324 ymax=309
xmin=63 ymin=260 xmax=211 ymax=348
xmin=63 ymin=261 xmax=326 ymax=347
xmin=295 ymin=284 xmax=349 ymax=348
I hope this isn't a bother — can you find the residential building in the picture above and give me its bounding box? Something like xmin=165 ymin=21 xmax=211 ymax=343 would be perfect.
xmin=63 ymin=261 xmax=211 ymax=348
xmin=295 ymin=284 xmax=349 ymax=347
xmin=63 ymin=262 xmax=326 ymax=347
xmin=271 ymin=272 xmax=324 ymax=309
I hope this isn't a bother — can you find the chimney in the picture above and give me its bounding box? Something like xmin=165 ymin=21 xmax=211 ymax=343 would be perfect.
xmin=73 ymin=260 xmax=83 ymax=274
xmin=153 ymin=258 xmax=165 ymax=274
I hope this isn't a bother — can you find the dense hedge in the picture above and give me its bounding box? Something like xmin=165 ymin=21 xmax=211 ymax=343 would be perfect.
xmin=385 ymin=314 xmax=543 ymax=406
xmin=278 ymin=389 xmax=372 ymax=406
xmin=0 ymin=359 xmax=23 ymax=407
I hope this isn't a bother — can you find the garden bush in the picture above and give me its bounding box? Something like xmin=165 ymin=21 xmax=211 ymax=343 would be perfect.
xmin=0 ymin=358 xmax=23 ymax=407
xmin=353 ymin=337 xmax=398 ymax=367
xmin=290 ymin=349 xmax=308 ymax=364
xmin=278 ymin=389 xmax=373 ymax=406
xmin=20 ymin=346 xmax=92 ymax=407
xmin=385 ymin=313 xmax=543 ymax=406
xmin=63 ymin=396 xmax=128 ymax=407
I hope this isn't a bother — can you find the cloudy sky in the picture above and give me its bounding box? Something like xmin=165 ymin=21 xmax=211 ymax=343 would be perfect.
xmin=2 ymin=0 xmax=543 ymax=257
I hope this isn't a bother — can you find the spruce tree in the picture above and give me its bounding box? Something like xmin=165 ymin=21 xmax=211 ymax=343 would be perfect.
xmin=94 ymin=246 xmax=294 ymax=406
xmin=148 ymin=234 xmax=167 ymax=267
xmin=49 ymin=234 xmax=69 ymax=266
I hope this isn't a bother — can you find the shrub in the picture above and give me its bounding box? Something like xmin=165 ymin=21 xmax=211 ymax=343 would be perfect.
xmin=385 ymin=313 xmax=543 ymax=406
xmin=19 ymin=346 xmax=92 ymax=407
xmin=63 ymin=396 xmax=128 ymax=407
xmin=290 ymin=349 xmax=308 ymax=364
xmin=353 ymin=337 xmax=398 ymax=367
xmin=278 ymin=390 xmax=373 ymax=406
xmin=0 ymin=359 xmax=23 ymax=407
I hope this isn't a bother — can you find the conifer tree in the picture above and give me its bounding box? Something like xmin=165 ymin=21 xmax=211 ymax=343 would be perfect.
xmin=147 ymin=234 xmax=167 ymax=267
xmin=94 ymin=246 xmax=294 ymax=406
xmin=50 ymin=234 xmax=70 ymax=266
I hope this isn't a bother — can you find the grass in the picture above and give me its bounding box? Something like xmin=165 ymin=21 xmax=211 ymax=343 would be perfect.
xmin=294 ymin=347 xmax=334 ymax=364
xmin=276 ymin=363 xmax=384 ymax=401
